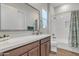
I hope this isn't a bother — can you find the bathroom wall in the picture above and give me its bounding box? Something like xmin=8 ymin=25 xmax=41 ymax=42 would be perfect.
xmin=55 ymin=12 xmax=71 ymax=44
xmin=29 ymin=3 xmax=49 ymax=34
xmin=54 ymin=3 xmax=79 ymax=44
xmin=29 ymin=3 xmax=48 ymax=12
xmin=48 ymin=4 xmax=55 ymax=35
xmin=55 ymin=3 xmax=79 ymax=15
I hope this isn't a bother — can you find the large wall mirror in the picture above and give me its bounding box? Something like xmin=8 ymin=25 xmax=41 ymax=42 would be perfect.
xmin=0 ymin=3 xmax=40 ymax=31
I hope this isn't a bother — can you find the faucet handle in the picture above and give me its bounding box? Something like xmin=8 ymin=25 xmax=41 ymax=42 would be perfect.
xmin=53 ymin=37 xmax=56 ymax=39
xmin=3 ymin=34 xmax=9 ymax=37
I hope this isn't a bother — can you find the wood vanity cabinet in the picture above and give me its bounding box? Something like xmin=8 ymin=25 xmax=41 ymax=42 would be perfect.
xmin=22 ymin=46 xmax=40 ymax=56
xmin=57 ymin=48 xmax=79 ymax=56
xmin=4 ymin=41 xmax=40 ymax=56
xmin=28 ymin=46 xmax=40 ymax=56
xmin=22 ymin=52 xmax=28 ymax=56
xmin=0 ymin=53 xmax=3 ymax=56
xmin=41 ymin=42 xmax=50 ymax=56
xmin=2 ymin=36 xmax=50 ymax=56
xmin=41 ymin=37 xmax=50 ymax=56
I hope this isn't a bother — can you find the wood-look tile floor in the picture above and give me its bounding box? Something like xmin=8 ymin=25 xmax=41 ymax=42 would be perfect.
xmin=49 ymin=51 xmax=57 ymax=56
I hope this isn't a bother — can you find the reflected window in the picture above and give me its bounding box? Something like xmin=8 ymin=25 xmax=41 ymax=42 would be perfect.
xmin=42 ymin=9 xmax=47 ymax=28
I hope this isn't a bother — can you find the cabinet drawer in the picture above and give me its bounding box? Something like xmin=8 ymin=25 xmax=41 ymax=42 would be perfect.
xmin=4 ymin=41 xmax=39 ymax=56
xmin=41 ymin=36 xmax=50 ymax=44
xmin=41 ymin=41 xmax=50 ymax=56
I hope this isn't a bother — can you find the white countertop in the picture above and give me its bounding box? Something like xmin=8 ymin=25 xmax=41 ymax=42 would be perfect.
xmin=57 ymin=43 xmax=79 ymax=53
xmin=0 ymin=34 xmax=50 ymax=53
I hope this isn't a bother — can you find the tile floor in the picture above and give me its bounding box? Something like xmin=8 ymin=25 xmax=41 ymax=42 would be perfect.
xmin=49 ymin=51 xmax=57 ymax=56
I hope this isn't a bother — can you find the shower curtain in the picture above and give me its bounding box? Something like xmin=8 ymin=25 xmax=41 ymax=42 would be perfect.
xmin=69 ymin=11 xmax=79 ymax=47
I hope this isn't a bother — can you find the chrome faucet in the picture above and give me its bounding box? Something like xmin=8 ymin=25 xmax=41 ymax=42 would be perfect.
xmin=0 ymin=34 xmax=9 ymax=38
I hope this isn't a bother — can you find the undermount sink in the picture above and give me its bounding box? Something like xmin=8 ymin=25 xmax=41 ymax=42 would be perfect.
xmin=0 ymin=37 xmax=10 ymax=42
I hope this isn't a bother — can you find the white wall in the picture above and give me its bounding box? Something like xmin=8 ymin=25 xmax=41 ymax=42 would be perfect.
xmin=55 ymin=12 xmax=71 ymax=43
xmin=55 ymin=3 xmax=79 ymax=15
xmin=48 ymin=4 xmax=55 ymax=34
xmin=29 ymin=3 xmax=49 ymax=34
xmin=29 ymin=3 xmax=48 ymax=12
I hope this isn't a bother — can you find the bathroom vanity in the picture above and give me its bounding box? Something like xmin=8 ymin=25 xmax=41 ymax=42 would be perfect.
xmin=0 ymin=35 xmax=51 ymax=56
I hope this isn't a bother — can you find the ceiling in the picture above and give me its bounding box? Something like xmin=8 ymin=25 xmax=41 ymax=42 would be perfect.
xmin=50 ymin=3 xmax=69 ymax=8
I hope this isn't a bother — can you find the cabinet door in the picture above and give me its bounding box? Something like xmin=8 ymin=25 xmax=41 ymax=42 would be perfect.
xmin=41 ymin=43 xmax=46 ymax=56
xmin=46 ymin=41 xmax=50 ymax=55
xmin=28 ymin=47 xmax=39 ymax=56
xmin=41 ymin=41 xmax=50 ymax=56
xmin=0 ymin=53 xmax=3 ymax=56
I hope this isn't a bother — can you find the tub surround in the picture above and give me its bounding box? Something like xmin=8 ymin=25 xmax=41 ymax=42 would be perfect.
xmin=0 ymin=34 xmax=51 ymax=56
xmin=51 ymin=42 xmax=79 ymax=56
xmin=57 ymin=43 xmax=79 ymax=53
xmin=57 ymin=43 xmax=79 ymax=55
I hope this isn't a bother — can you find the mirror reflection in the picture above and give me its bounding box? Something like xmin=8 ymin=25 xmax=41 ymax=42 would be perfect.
xmin=0 ymin=3 xmax=40 ymax=31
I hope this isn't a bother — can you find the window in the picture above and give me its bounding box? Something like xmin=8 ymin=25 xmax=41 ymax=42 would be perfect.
xmin=42 ymin=9 xmax=48 ymax=28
